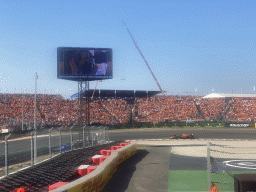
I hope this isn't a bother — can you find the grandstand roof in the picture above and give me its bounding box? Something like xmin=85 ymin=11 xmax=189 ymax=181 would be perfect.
xmin=202 ymin=93 xmax=256 ymax=99
xmin=71 ymin=89 xmax=162 ymax=99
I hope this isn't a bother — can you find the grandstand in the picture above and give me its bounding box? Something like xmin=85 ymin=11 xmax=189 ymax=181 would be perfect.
xmin=1 ymin=92 xmax=256 ymax=132
xmin=201 ymin=93 xmax=256 ymax=122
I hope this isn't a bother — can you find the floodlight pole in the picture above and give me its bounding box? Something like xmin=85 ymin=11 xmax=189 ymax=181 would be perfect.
xmin=34 ymin=72 xmax=38 ymax=164
xmin=31 ymin=131 xmax=35 ymax=166
xmin=5 ymin=133 xmax=11 ymax=176
xmin=22 ymin=89 xmax=24 ymax=131
xmin=78 ymin=82 xmax=81 ymax=124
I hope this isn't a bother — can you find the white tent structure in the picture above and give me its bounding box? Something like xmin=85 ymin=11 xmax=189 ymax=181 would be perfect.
xmin=202 ymin=93 xmax=256 ymax=99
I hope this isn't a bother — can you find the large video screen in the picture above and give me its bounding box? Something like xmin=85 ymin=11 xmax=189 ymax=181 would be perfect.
xmin=57 ymin=47 xmax=113 ymax=81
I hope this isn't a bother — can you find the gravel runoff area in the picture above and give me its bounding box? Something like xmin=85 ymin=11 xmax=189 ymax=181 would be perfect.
xmin=130 ymin=140 xmax=256 ymax=159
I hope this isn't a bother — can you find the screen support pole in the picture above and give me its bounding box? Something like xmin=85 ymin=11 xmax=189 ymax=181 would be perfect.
xmin=78 ymin=81 xmax=90 ymax=125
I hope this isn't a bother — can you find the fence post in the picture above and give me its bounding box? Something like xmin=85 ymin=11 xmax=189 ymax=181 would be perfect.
xmin=59 ymin=127 xmax=62 ymax=154
xmin=100 ymin=127 xmax=102 ymax=144
xmin=98 ymin=126 xmax=100 ymax=144
xmin=91 ymin=133 xmax=94 ymax=146
xmin=70 ymin=128 xmax=73 ymax=151
xmin=103 ymin=127 xmax=105 ymax=143
xmin=102 ymin=127 xmax=106 ymax=143
xmin=4 ymin=139 xmax=7 ymax=176
xmin=90 ymin=126 xmax=94 ymax=146
xmin=88 ymin=126 xmax=91 ymax=144
xmin=101 ymin=127 xmax=103 ymax=143
xmin=83 ymin=125 xmax=86 ymax=148
xmin=69 ymin=124 xmax=75 ymax=150
xmin=34 ymin=130 xmax=37 ymax=164
xmin=49 ymin=128 xmax=52 ymax=158
xmin=97 ymin=126 xmax=101 ymax=144
xmin=207 ymin=140 xmax=211 ymax=192
xmin=5 ymin=133 xmax=11 ymax=176
xmin=96 ymin=132 xmax=98 ymax=145
xmin=31 ymin=131 xmax=34 ymax=166
xmin=97 ymin=127 xmax=99 ymax=145
xmin=106 ymin=126 xmax=109 ymax=143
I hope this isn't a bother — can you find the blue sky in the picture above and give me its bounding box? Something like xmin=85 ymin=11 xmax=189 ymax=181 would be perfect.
xmin=1 ymin=0 xmax=256 ymax=99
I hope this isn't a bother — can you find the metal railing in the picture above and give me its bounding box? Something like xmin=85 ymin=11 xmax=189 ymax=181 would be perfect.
xmin=0 ymin=125 xmax=109 ymax=178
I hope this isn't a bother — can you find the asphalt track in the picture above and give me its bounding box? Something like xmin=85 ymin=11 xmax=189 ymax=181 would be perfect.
xmin=0 ymin=133 xmax=82 ymax=155
xmin=107 ymin=127 xmax=256 ymax=141
xmin=2 ymin=127 xmax=256 ymax=156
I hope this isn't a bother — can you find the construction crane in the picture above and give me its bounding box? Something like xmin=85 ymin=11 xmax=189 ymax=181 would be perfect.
xmin=123 ymin=21 xmax=167 ymax=99
xmin=91 ymin=80 xmax=99 ymax=100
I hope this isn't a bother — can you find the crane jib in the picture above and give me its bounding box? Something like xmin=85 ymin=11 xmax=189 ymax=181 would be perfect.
xmin=123 ymin=22 xmax=166 ymax=99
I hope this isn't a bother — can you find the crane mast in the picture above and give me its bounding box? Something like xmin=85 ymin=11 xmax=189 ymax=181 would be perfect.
xmin=91 ymin=80 xmax=98 ymax=100
xmin=123 ymin=22 xmax=166 ymax=99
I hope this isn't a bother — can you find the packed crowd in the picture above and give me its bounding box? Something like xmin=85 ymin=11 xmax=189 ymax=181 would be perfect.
xmin=0 ymin=93 xmax=256 ymax=129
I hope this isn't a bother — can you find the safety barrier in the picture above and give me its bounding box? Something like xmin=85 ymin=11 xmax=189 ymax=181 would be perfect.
xmin=4 ymin=141 xmax=122 ymax=192
xmin=0 ymin=125 xmax=109 ymax=178
xmin=51 ymin=141 xmax=137 ymax=192
xmin=108 ymin=121 xmax=255 ymax=130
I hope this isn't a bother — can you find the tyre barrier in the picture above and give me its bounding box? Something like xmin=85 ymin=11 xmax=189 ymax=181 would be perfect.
xmin=51 ymin=141 xmax=137 ymax=192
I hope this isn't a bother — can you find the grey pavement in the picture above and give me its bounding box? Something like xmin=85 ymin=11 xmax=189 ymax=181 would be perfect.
xmin=169 ymin=152 xmax=207 ymax=170
xmin=102 ymin=145 xmax=171 ymax=192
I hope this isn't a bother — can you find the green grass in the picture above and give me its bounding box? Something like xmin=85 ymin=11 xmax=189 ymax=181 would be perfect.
xmin=168 ymin=170 xmax=208 ymax=192
xmin=168 ymin=170 xmax=256 ymax=192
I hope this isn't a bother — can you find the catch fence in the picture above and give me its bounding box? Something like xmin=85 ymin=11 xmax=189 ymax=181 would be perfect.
xmin=0 ymin=125 xmax=109 ymax=178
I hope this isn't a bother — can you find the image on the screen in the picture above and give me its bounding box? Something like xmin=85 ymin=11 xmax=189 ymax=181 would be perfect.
xmin=58 ymin=47 xmax=112 ymax=81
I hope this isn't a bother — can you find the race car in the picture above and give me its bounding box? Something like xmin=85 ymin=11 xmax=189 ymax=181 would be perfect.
xmin=170 ymin=133 xmax=194 ymax=139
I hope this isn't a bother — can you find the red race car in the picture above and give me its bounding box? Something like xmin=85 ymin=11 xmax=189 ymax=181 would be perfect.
xmin=170 ymin=133 xmax=194 ymax=139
